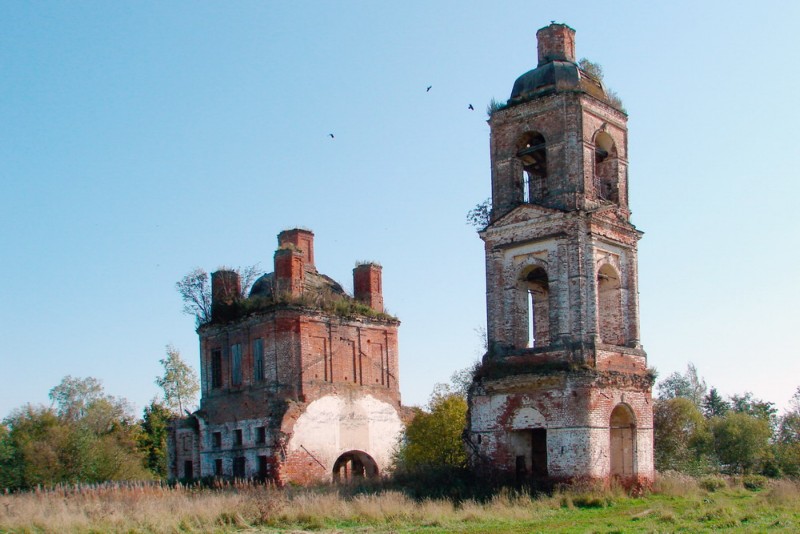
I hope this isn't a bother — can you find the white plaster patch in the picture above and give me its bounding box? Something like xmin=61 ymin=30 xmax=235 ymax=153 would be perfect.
xmin=288 ymin=394 xmax=404 ymax=476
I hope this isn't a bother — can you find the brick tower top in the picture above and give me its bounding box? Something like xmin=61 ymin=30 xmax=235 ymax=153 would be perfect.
xmin=536 ymin=23 xmax=576 ymax=65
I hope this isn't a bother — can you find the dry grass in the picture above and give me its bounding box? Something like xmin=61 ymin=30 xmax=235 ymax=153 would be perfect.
xmin=2 ymin=477 xmax=799 ymax=533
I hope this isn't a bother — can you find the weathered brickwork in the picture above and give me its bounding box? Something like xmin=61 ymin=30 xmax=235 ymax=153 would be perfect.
xmin=168 ymin=229 xmax=406 ymax=485
xmin=467 ymin=23 xmax=654 ymax=488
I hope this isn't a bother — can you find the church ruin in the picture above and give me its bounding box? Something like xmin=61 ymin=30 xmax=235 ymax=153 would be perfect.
xmin=465 ymin=23 xmax=655 ymax=487
xmin=168 ymin=229 xmax=406 ymax=484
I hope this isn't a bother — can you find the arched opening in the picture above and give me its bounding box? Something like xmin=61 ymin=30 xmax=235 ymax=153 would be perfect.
xmin=332 ymin=450 xmax=379 ymax=483
xmin=523 ymin=266 xmax=550 ymax=348
xmin=516 ymin=132 xmax=547 ymax=203
xmin=610 ymin=404 xmax=636 ymax=477
xmin=594 ymin=131 xmax=618 ymax=203
xmin=597 ymin=264 xmax=623 ymax=345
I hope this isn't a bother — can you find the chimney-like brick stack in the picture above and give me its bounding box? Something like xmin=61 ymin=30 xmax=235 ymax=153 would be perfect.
xmin=211 ymin=270 xmax=241 ymax=320
xmin=536 ymin=23 xmax=576 ymax=66
xmin=278 ymin=229 xmax=314 ymax=269
xmin=274 ymin=247 xmax=304 ymax=297
xmin=353 ymin=263 xmax=383 ymax=313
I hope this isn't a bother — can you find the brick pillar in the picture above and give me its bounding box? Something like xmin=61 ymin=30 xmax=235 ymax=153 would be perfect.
xmin=211 ymin=270 xmax=240 ymax=321
xmin=278 ymin=229 xmax=315 ymax=269
xmin=353 ymin=263 xmax=383 ymax=313
xmin=536 ymin=23 xmax=576 ymax=66
xmin=274 ymin=247 xmax=305 ymax=297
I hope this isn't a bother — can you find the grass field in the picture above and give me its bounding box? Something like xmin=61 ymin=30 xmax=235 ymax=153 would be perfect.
xmin=1 ymin=473 xmax=798 ymax=533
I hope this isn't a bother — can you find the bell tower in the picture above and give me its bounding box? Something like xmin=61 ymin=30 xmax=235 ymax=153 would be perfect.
xmin=467 ymin=23 xmax=654 ymax=487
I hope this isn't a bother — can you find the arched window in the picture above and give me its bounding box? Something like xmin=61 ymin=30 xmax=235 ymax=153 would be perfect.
xmin=516 ymin=132 xmax=547 ymax=203
xmin=522 ymin=266 xmax=550 ymax=348
xmin=609 ymin=404 xmax=636 ymax=477
xmin=594 ymin=131 xmax=618 ymax=203
xmin=597 ymin=264 xmax=623 ymax=345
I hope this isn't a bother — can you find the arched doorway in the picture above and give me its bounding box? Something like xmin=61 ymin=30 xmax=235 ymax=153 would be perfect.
xmin=332 ymin=450 xmax=379 ymax=483
xmin=609 ymin=404 xmax=635 ymax=477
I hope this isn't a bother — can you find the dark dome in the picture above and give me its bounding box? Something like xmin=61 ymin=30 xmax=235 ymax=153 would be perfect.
xmin=508 ymin=61 xmax=606 ymax=106
xmin=249 ymin=270 xmax=348 ymax=300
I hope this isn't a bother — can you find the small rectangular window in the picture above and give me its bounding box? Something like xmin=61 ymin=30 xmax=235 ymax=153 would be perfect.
xmin=233 ymin=456 xmax=246 ymax=479
xmin=253 ymin=338 xmax=264 ymax=382
xmin=255 ymin=426 xmax=266 ymax=444
xmin=234 ymin=429 xmax=243 ymax=447
xmin=211 ymin=349 xmax=222 ymax=389
xmin=231 ymin=344 xmax=242 ymax=386
xmin=212 ymin=431 xmax=222 ymax=449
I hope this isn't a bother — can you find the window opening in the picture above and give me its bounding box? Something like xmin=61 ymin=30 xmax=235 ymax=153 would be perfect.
xmin=214 ymin=458 xmax=223 ymax=477
xmin=212 ymin=432 xmax=222 ymax=449
xmin=211 ymin=349 xmax=222 ymax=389
xmin=233 ymin=456 xmax=246 ymax=479
xmin=234 ymin=429 xmax=243 ymax=447
xmin=524 ymin=267 xmax=550 ymax=348
xmin=516 ymin=132 xmax=547 ymax=203
xmin=253 ymin=338 xmax=264 ymax=382
xmin=257 ymin=455 xmax=271 ymax=481
xmin=231 ymin=344 xmax=242 ymax=386
xmin=183 ymin=460 xmax=193 ymax=480
xmin=255 ymin=426 xmax=266 ymax=444
xmin=594 ymin=131 xmax=618 ymax=203
xmin=597 ymin=264 xmax=623 ymax=345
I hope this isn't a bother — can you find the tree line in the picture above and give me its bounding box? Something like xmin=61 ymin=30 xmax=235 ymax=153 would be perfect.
xmin=0 ymin=347 xmax=198 ymax=491
xmin=3 ymin=355 xmax=798 ymax=490
xmin=654 ymin=363 xmax=800 ymax=477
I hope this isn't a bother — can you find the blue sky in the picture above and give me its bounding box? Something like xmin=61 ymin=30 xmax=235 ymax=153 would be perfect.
xmin=2 ymin=1 xmax=799 ymax=418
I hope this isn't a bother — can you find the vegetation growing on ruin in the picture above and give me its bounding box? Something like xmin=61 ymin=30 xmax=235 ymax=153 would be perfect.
xmin=579 ymin=58 xmax=626 ymax=112
xmin=220 ymin=291 xmax=398 ymax=323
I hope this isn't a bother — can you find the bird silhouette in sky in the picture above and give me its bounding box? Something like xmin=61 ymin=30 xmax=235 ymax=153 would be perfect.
xmin=426 ymin=85 xmax=432 ymax=92
xmin=468 ymin=104 xmax=474 ymax=110
xmin=329 ymin=133 xmax=334 ymax=139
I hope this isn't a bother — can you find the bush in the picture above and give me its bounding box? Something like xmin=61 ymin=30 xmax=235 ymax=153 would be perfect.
xmin=742 ymin=474 xmax=767 ymax=491
xmin=699 ymin=475 xmax=728 ymax=492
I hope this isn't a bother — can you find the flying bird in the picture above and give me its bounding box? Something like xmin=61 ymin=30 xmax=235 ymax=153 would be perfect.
xmin=329 ymin=133 xmax=334 ymax=139
xmin=468 ymin=104 xmax=474 ymax=110
xmin=426 ymin=85 xmax=432 ymax=92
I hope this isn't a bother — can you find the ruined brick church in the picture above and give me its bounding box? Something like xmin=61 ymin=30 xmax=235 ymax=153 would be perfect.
xmin=465 ymin=23 xmax=654 ymax=487
xmin=168 ymin=229 xmax=406 ymax=484
xmin=169 ymin=22 xmax=653 ymax=487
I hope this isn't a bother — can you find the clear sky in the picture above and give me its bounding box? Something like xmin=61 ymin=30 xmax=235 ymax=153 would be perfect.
xmin=2 ymin=1 xmax=798 ymax=419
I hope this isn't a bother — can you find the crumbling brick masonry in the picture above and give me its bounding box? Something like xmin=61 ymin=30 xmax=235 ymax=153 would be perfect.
xmin=168 ymin=229 xmax=407 ymax=485
xmin=466 ymin=23 xmax=655 ymax=488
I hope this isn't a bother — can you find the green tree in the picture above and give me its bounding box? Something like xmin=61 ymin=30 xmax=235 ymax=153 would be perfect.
xmin=657 ymin=363 xmax=707 ymax=406
xmin=653 ymin=397 xmax=710 ymax=473
xmin=394 ymin=385 xmax=468 ymax=471
xmin=702 ymin=387 xmax=730 ymax=418
xmin=730 ymin=392 xmax=777 ymax=429
xmin=2 ymin=378 xmax=151 ymax=490
xmin=466 ymin=199 xmax=492 ymax=230
xmin=138 ymin=401 xmax=171 ymax=478
xmin=49 ymin=375 xmax=105 ymax=421
xmin=155 ymin=345 xmax=199 ymax=415
xmin=775 ymin=387 xmax=800 ymax=476
xmin=711 ymin=411 xmax=772 ymax=474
